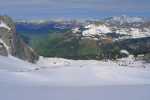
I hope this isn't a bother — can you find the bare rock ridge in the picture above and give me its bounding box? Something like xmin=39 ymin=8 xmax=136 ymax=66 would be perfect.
xmin=0 ymin=15 xmax=38 ymax=63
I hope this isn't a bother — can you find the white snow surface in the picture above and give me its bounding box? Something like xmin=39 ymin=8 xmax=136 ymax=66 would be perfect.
xmin=0 ymin=20 xmax=11 ymax=31
xmin=1 ymin=55 xmax=150 ymax=100
xmin=37 ymin=56 xmax=150 ymax=86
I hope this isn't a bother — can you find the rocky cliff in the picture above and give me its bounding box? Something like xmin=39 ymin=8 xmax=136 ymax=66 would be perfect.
xmin=0 ymin=15 xmax=38 ymax=63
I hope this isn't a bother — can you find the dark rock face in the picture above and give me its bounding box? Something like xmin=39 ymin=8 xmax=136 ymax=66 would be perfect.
xmin=144 ymin=53 xmax=150 ymax=62
xmin=0 ymin=43 xmax=8 ymax=56
xmin=0 ymin=15 xmax=38 ymax=63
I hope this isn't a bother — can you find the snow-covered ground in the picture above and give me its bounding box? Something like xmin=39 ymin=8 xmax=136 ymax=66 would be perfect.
xmin=0 ymin=55 xmax=150 ymax=100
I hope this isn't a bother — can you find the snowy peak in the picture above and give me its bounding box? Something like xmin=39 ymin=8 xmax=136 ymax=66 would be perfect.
xmin=104 ymin=15 xmax=146 ymax=24
xmin=82 ymin=24 xmax=111 ymax=36
xmin=71 ymin=15 xmax=150 ymax=40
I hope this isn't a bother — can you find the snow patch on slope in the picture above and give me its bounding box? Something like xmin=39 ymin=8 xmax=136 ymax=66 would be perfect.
xmin=115 ymin=28 xmax=150 ymax=39
xmin=72 ymin=28 xmax=81 ymax=33
xmin=120 ymin=50 xmax=129 ymax=55
xmin=0 ymin=20 xmax=11 ymax=31
xmin=82 ymin=24 xmax=111 ymax=36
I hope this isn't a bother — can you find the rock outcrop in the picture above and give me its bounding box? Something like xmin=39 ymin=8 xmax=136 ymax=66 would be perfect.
xmin=0 ymin=15 xmax=38 ymax=63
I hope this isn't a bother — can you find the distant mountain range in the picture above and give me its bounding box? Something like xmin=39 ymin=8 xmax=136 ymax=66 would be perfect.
xmin=16 ymin=15 xmax=150 ymax=40
xmin=0 ymin=15 xmax=149 ymax=62
xmin=14 ymin=15 xmax=150 ymax=60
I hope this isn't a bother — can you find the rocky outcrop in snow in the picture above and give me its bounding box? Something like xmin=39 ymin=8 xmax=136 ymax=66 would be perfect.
xmin=0 ymin=15 xmax=38 ymax=63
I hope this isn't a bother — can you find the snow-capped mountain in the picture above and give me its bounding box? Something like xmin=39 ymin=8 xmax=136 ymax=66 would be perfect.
xmin=82 ymin=24 xmax=111 ymax=37
xmin=72 ymin=15 xmax=150 ymax=40
xmin=104 ymin=15 xmax=145 ymax=24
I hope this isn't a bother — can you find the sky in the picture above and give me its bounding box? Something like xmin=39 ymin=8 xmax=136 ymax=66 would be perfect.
xmin=0 ymin=0 xmax=150 ymax=20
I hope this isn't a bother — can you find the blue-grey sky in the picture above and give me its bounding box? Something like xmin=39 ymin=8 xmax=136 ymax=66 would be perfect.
xmin=0 ymin=0 xmax=150 ymax=19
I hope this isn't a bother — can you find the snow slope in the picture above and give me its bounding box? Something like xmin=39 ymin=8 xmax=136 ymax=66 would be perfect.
xmin=0 ymin=55 xmax=150 ymax=100
xmin=37 ymin=56 xmax=150 ymax=86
